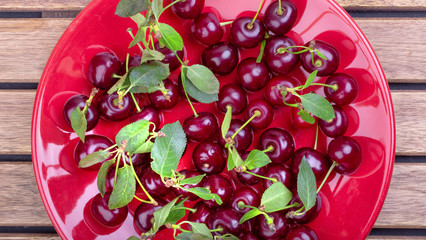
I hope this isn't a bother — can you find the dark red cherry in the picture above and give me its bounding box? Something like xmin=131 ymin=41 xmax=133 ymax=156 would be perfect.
xmin=172 ymin=169 xmax=205 ymax=200
xmin=291 ymin=107 xmax=317 ymax=129
xmin=134 ymin=200 xmax=166 ymax=233
xmin=231 ymin=17 xmax=265 ymax=49
xmin=171 ymin=0 xmax=204 ymax=19
xmin=63 ymin=94 xmax=99 ymax=132
xmin=193 ymin=142 xmax=226 ymax=175
xmin=127 ymin=55 xmax=142 ymax=68
xmin=183 ymin=112 xmax=219 ymax=142
xmin=241 ymin=233 xmax=261 ymax=240
xmin=231 ymin=187 xmax=260 ymax=214
xmin=246 ymin=99 xmax=274 ymax=129
xmin=98 ymin=92 xmax=135 ymax=121
xmin=187 ymin=201 xmax=213 ymax=225
xmin=264 ymin=0 xmax=298 ymax=35
xmin=208 ymin=209 xmax=245 ymax=237
xmin=219 ymin=119 xmax=254 ymax=152
xmin=256 ymin=211 xmax=289 ymax=239
xmin=90 ymin=192 xmax=128 ymax=227
xmin=264 ymin=35 xmax=299 ymax=75
xmin=324 ymin=73 xmax=358 ymax=105
xmin=191 ymin=12 xmax=223 ymax=46
xmin=129 ymin=106 xmax=161 ymax=131
xmin=300 ymin=40 xmax=339 ymax=76
xmin=140 ymin=168 xmax=168 ymax=197
xmin=292 ymin=147 xmax=331 ymax=182
xmin=148 ymin=79 xmax=180 ymax=110
xmin=265 ymin=75 xmax=300 ymax=106
xmin=130 ymin=153 xmax=152 ymax=168
xmin=154 ymin=42 xmax=184 ymax=72
xmin=318 ymin=105 xmax=348 ymax=138
xmin=237 ymin=58 xmax=270 ymax=91
xmin=286 ymin=225 xmax=319 ymax=240
xmin=287 ymin=191 xmax=322 ymax=224
xmin=263 ymin=164 xmax=296 ymax=190
xmin=202 ymin=175 xmax=233 ymax=208
xmin=88 ymin=52 xmax=122 ymax=90
xmin=74 ymin=135 xmax=114 ymax=170
xmin=202 ymin=42 xmax=239 ymax=76
xmin=259 ymin=128 xmax=295 ymax=164
xmin=327 ymin=136 xmax=362 ymax=175
xmin=216 ymin=83 xmax=248 ymax=115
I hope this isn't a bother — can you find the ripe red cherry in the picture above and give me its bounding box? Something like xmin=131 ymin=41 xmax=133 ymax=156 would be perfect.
xmin=129 ymin=106 xmax=161 ymax=131
xmin=88 ymin=52 xmax=122 ymax=90
xmin=241 ymin=233 xmax=261 ymax=240
xmin=291 ymin=107 xmax=317 ymax=129
xmin=148 ymin=79 xmax=180 ymax=109
xmin=259 ymin=128 xmax=295 ymax=164
xmin=183 ymin=112 xmax=219 ymax=142
xmin=187 ymin=201 xmax=213 ymax=225
xmin=237 ymin=58 xmax=270 ymax=91
xmin=230 ymin=17 xmax=266 ymax=49
xmin=324 ymin=73 xmax=358 ymax=105
xmin=154 ymin=42 xmax=184 ymax=72
xmin=90 ymin=192 xmax=128 ymax=227
xmin=140 ymin=168 xmax=168 ymax=197
xmin=217 ymin=83 xmax=248 ymax=115
xmin=193 ymin=142 xmax=226 ymax=175
xmin=202 ymin=42 xmax=239 ymax=76
xmin=287 ymin=191 xmax=322 ymax=224
xmin=63 ymin=94 xmax=99 ymax=132
xmin=265 ymin=75 xmax=300 ymax=106
xmin=264 ymin=0 xmax=298 ymax=35
xmin=134 ymin=200 xmax=166 ymax=233
xmin=208 ymin=209 xmax=246 ymax=237
xmin=246 ymin=99 xmax=274 ymax=129
xmin=74 ymin=135 xmax=114 ymax=170
xmin=202 ymin=175 xmax=233 ymax=208
xmin=98 ymin=92 xmax=135 ymax=121
xmin=263 ymin=164 xmax=296 ymax=190
xmin=327 ymin=136 xmax=362 ymax=175
xmin=172 ymin=169 xmax=205 ymax=200
xmin=286 ymin=225 xmax=319 ymax=240
xmin=264 ymin=35 xmax=299 ymax=75
xmin=318 ymin=105 xmax=348 ymax=138
xmin=231 ymin=187 xmax=260 ymax=214
xmin=191 ymin=12 xmax=223 ymax=46
xmin=300 ymin=40 xmax=339 ymax=76
xmin=256 ymin=211 xmax=289 ymax=239
xmin=291 ymin=147 xmax=332 ymax=182
xmin=219 ymin=119 xmax=254 ymax=152
xmin=171 ymin=0 xmax=204 ymax=19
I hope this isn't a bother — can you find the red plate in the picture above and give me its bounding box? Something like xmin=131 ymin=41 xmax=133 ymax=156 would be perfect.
xmin=31 ymin=0 xmax=395 ymax=239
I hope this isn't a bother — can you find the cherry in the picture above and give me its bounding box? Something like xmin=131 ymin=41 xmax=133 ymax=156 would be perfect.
xmin=191 ymin=12 xmax=223 ymax=46
xmin=127 ymin=55 xmax=142 ymax=68
xmin=88 ymin=52 xmax=122 ymax=90
xmin=183 ymin=112 xmax=219 ymax=142
xmin=219 ymin=119 xmax=254 ymax=152
xmin=263 ymin=164 xmax=296 ymax=190
xmin=230 ymin=17 xmax=265 ymax=49
xmin=74 ymin=135 xmax=114 ymax=170
xmin=259 ymin=128 xmax=295 ymax=164
xmin=264 ymin=0 xmax=298 ymax=35
xmin=154 ymin=42 xmax=184 ymax=72
xmin=202 ymin=42 xmax=239 ymax=76
xmin=90 ymin=192 xmax=128 ymax=227
xmin=291 ymin=147 xmax=331 ymax=182
xmin=172 ymin=169 xmax=205 ymax=200
xmin=286 ymin=225 xmax=319 ymax=240
xmin=192 ymin=142 xmax=226 ymax=175
xmin=187 ymin=201 xmax=213 ymax=225
xmin=148 ymin=79 xmax=180 ymax=110
xmin=241 ymin=233 xmax=261 ymax=240
xmin=140 ymin=168 xmax=168 ymax=198
xmin=202 ymin=174 xmax=233 ymax=208
xmin=98 ymin=92 xmax=135 ymax=121
xmin=327 ymin=136 xmax=362 ymax=175
xmin=230 ymin=187 xmax=260 ymax=214
xmin=291 ymin=107 xmax=317 ymax=129
xmin=130 ymin=153 xmax=152 ymax=168
xmin=237 ymin=166 xmax=266 ymax=185
xmin=264 ymin=35 xmax=299 ymax=75
xmin=129 ymin=106 xmax=161 ymax=131
xmin=265 ymin=75 xmax=300 ymax=106
xmin=133 ymin=199 xmax=166 ymax=233
xmin=318 ymin=105 xmax=348 ymax=138
xmin=208 ymin=208 xmax=245 ymax=237
xmin=256 ymin=211 xmax=289 ymax=239
xmin=171 ymin=0 xmax=204 ymax=19
xmin=63 ymin=94 xmax=99 ymax=132
xmin=237 ymin=58 xmax=270 ymax=92
xmin=300 ymin=40 xmax=339 ymax=76
xmin=246 ymin=99 xmax=274 ymax=129
xmin=287 ymin=191 xmax=322 ymax=224
xmin=216 ymin=83 xmax=248 ymax=115
xmin=324 ymin=73 xmax=358 ymax=105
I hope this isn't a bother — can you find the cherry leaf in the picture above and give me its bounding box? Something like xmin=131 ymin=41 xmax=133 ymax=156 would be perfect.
xmin=115 ymin=0 xmax=151 ymax=18
xmin=133 ymin=140 xmax=154 ymax=154
xmin=188 ymin=222 xmax=213 ymax=239
xmin=298 ymin=93 xmax=335 ymax=121
xmin=157 ymin=23 xmax=183 ymax=51
xmin=221 ymin=106 xmax=232 ymax=140
xmin=220 ymin=234 xmax=239 ymax=240
xmin=165 ymin=198 xmax=188 ymax=224
xmin=180 ymin=174 xmax=206 ymax=186
xmin=186 ymin=64 xmax=220 ymax=94
xmin=239 ymin=208 xmax=262 ymax=224
xmin=302 ymin=70 xmax=318 ymax=89
xmin=152 ymin=0 xmax=164 ymax=20
xmin=70 ymin=107 xmax=87 ymax=142
xmin=97 ymin=159 xmax=115 ymax=197
xmin=260 ymin=182 xmax=293 ymax=213
xmin=227 ymin=148 xmax=235 ymax=171
xmin=176 ymin=233 xmax=211 ymax=240
xmin=129 ymin=27 xmax=148 ymax=48
xmin=185 ymin=77 xmax=218 ymax=103
xmin=78 ymin=150 xmax=109 ymax=168
xmin=297 ymin=157 xmax=317 ymax=212
xmin=141 ymin=49 xmax=165 ymax=63
xmin=108 ymin=72 xmax=130 ymax=94
xmin=185 ymin=187 xmax=222 ymax=205
xmin=231 ymin=147 xmax=243 ymax=169
xmin=128 ymin=61 xmax=170 ymax=93
xmin=127 ymin=237 xmax=140 ymax=240
xmin=297 ymin=109 xmax=316 ymax=124
xmin=130 ymin=13 xmax=146 ymax=26
xmin=244 ymin=150 xmax=271 ymax=170
xmin=115 ymin=119 xmax=153 ymax=154
xmin=152 ymin=197 xmax=179 ymax=232
xmin=316 ymin=49 xmax=328 ymax=60
xmin=108 ymin=165 xmax=136 ymax=209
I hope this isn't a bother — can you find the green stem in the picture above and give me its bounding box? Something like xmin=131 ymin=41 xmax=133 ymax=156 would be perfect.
xmin=130 ymin=92 xmax=142 ymax=113
xmin=310 ymin=83 xmax=338 ymax=91
xmin=281 ymin=202 xmax=300 ymax=211
xmin=244 ymin=170 xmax=277 ymax=182
xmin=277 ymin=0 xmax=283 ymax=15
xmin=231 ymin=110 xmax=261 ymax=139
xmin=314 ymin=122 xmax=319 ymax=150
xmin=173 ymin=207 xmax=196 ymax=213
xmin=219 ymin=20 xmax=233 ymax=26
xmin=262 ymin=145 xmax=274 ymax=153
xmin=161 ymin=0 xmax=183 ymax=19
xmin=238 ymin=201 xmax=257 ymax=210
xmin=180 ymin=68 xmax=198 ymax=117
xmin=276 ymin=45 xmax=309 ymax=55
xmin=82 ymin=88 xmax=98 ymax=115
xmin=317 ymin=161 xmax=338 ymax=194
xmin=129 ymin=155 xmax=158 ymax=205
xmin=134 ymin=195 xmax=151 ymax=204
xmin=210 ymin=227 xmax=224 ymax=233
xmin=256 ymin=39 xmax=266 ymax=63
xmin=249 ymin=0 xmax=264 ymax=28
xmin=127 ymin=28 xmax=145 ymax=52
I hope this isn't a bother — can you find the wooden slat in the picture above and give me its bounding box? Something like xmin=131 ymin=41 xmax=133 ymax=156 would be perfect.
xmin=336 ymin=0 xmax=426 ymax=11
xmin=0 ymin=234 xmax=60 ymax=240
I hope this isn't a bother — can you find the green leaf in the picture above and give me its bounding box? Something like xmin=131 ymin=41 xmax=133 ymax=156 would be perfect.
xmin=108 ymin=165 xmax=136 ymax=209
xmin=97 ymin=159 xmax=115 ymax=197
xmin=128 ymin=61 xmax=170 ymax=93
xmin=297 ymin=109 xmax=316 ymax=124
xmin=180 ymin=174 xmax=206 ymax=186
xmin=244 ymin=150 xmax=271 ymax=170
xmin=185 ymin=187 xmax=222 ymax=205
xmin=141 ymin=49 xmax=165 ymax=63
xmin=115 ymin=0 xmax=151 ymax=18
xmin=152 ymin=0 xmax=163 ymax=20
xmin=151 ymin=121 xmax=187 ymax=178
xmin=157 ymin=23 xmax=184 ymax=51
xmin=299 ymin=93 xmax=335 ymax=121
xmin=188 ymin=222 xmax=213 ymax=239
xmin=220 ymin=234 xmax=239 ymax=240
xmin=165 ymin=198 xmax=188 ymax=224
xmin=134 ymin=140 xmax=154 ymax=154
xmin=186 ymin=64 xmax=219 ymax=94
xmin=127 ymin=236 xmax=140 ymax=240
xmin=108 ymin=72 xmax=130 ymax=94
xmin=239 ymin=208 xmax=263 ymax=224
xmin=176 ymin=233 xmax=211 ymax=240
xmin=297 ymin=157 xmax=317 ymax=212
xmin=129 ymin=27 xmax=148 ymax=48
xmin=185 ymin=77 xmax=218 ymax=103
xmin=70 ymin=107 xmax=87 ymax=142
xmin=231 ymin=147 xmax=243 ymax=169
xmin=316 ymin=49 xmax=328 ymax=60
xmin=260 ymin=182 xmax=293 ymax=213
xmin=78 ymin=150 xmax=109 ymax=168
xmin=302 ymin=70 xmax=318 ymax=89
xmin=115 ymin=119 xmax=152 ymax=154
xmin=227 ymin=148 xmax=235 ymax=171
xmin=221 ymin=105 xmax=232 ymax=140
xmin=130 ymin=13 xmax=146 ymax=26
xmin=153 ymin=197 xmax=179 ymax=232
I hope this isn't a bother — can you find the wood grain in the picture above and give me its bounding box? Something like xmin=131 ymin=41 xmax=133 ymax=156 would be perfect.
xmin=336 ymin=0 xmax=426 ymax=10
xmin=0 ymin=18 xmax=425 ymax=83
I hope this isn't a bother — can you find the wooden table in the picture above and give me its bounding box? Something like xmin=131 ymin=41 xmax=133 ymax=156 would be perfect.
xmin=0 ymin=0 xmax=425 ymax=239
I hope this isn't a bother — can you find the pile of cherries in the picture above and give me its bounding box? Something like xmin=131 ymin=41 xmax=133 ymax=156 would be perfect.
xmin=63 ymin=0 xmax=363 ymax=239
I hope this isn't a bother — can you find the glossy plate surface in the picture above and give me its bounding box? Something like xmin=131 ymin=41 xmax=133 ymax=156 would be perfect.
xmin=32 ymin=0 xmax=395 ymax=239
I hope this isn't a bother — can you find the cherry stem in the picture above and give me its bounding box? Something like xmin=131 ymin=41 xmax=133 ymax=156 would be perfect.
xmin=134 ymin=195 xmax=151 ymax=204
xmin=129 ymin=154 xmax=158 ymax=205
xmin=256 ymin=39 xmax=266 ymax=63
xmin=244 ymin=170 xmax=277 ymax=182
xmin=314 ymin=122 xmax=319 ymax=150
xmin=249 ymin=0 xmax=264 ymax=28
xmin=282 ymin=202 xmax=300 ymax=210
xmin=161 ymin=0 xmax=183 ymax=19
xmin=210 ymin=227 xmax=224 ymax=233
xmin=276 ymin=45 xmax=309 ymax=55
xmin=219 ymin=20 xmax=233 ymax=27
xmin=82 ymin=88 xmax=98 ymax=115
xmin=262 ymin=145 xmax=274 ymax=153
xmin=148 ymin=28 xmax=156 ymax=50
xmin=310 ymin=83 xmax=338 ymax=91
xmin=277 ymin=0 xmax=283 ymax=15
xmin=181 ymin=68 xmax=198 ymax=117
xmin=231 ymin=110 xmax=261 ymax=139
xmin=130 ymin=92 xmax=142 ymax=113
xmin=173 ymin=206 xmax=196 ymax=213
xmin=316 ymin=161 xmax=338 ymax=194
